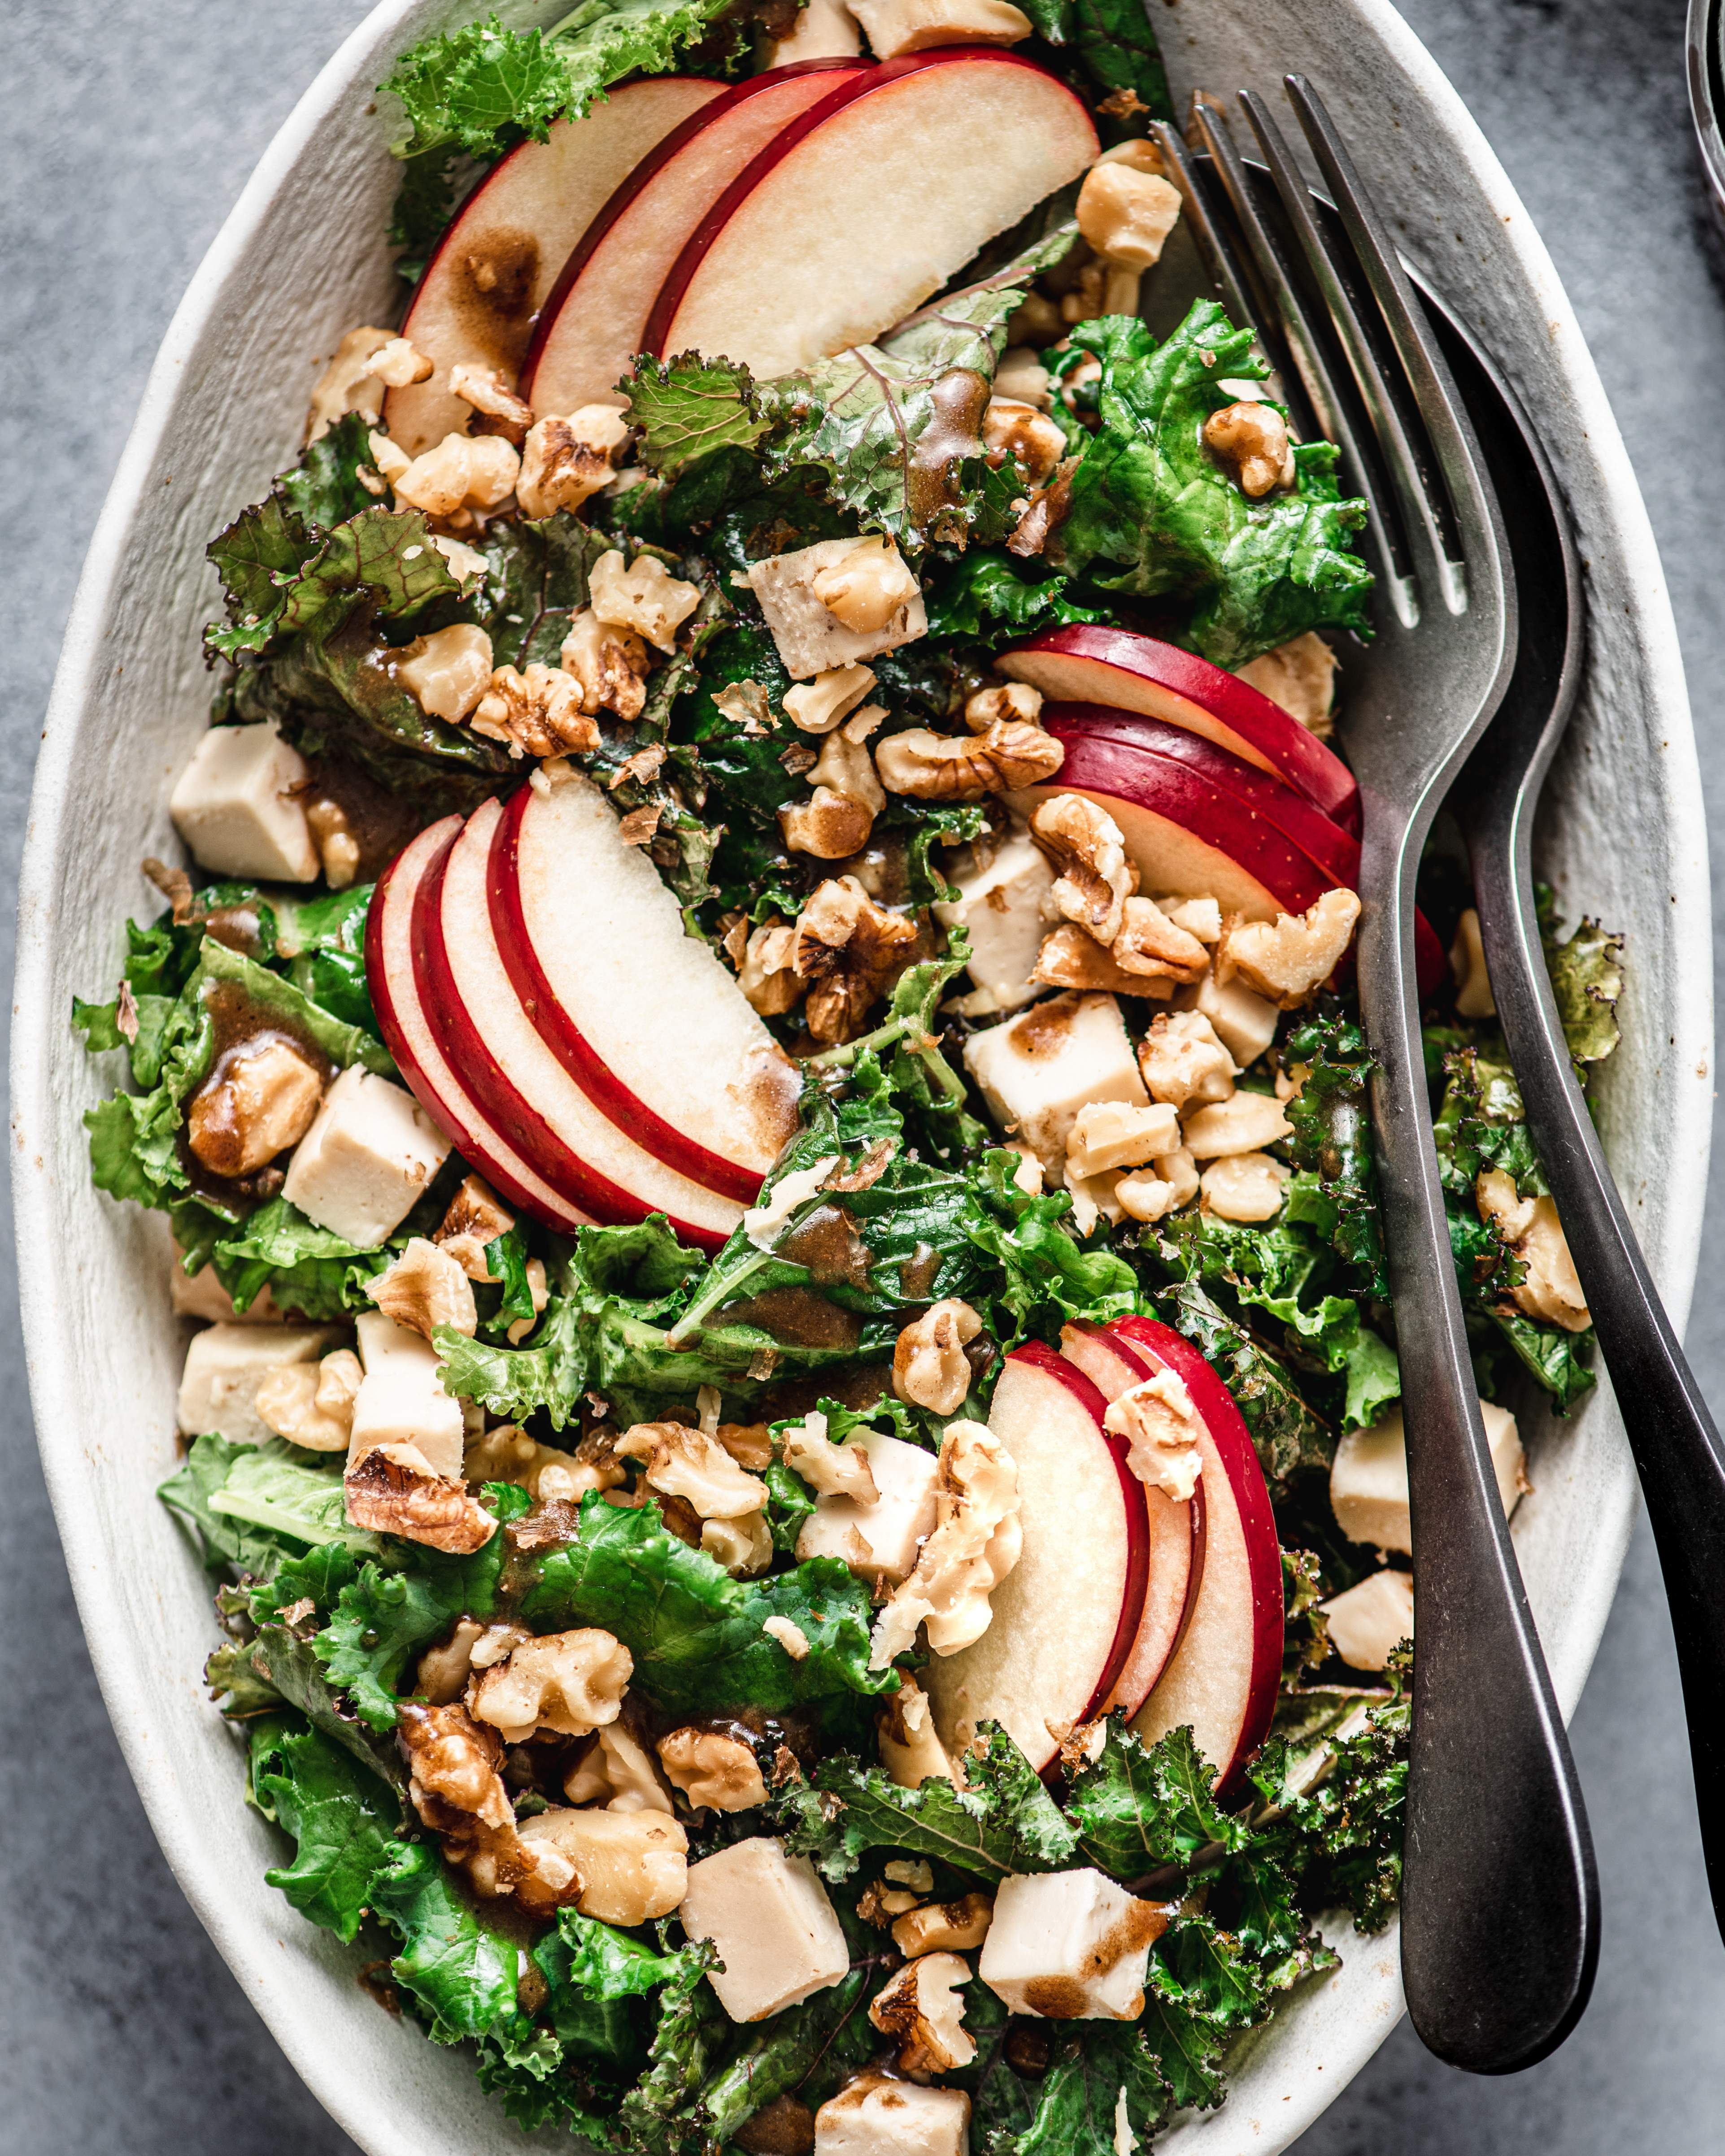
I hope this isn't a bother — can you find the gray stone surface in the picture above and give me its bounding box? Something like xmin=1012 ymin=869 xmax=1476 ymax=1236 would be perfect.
xmin=0 ymin=0 xmax=1721 ymax=2147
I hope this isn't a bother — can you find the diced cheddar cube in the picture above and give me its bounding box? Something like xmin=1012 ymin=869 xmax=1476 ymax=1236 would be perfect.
xmin=677 ymin=1836 xmax=849 ymax=2022
xmin=963 ymin=992 xmax=1147 ymax=1180
xmin=1321 ymin=1567 xmax=1414 ymax=1671
xmin=348 ymin=1310 xmax=465 ymax=1480
xmin=744 ymin=539 xmax=927 ymax=679
xmin=1193 ymin=969 xmax=1279 ymax=1067
xmin=932 ymin=830 xmax=1055 ymax=1016
xmin=1330 ymin=1400 xmax=1523 ymax=1555
xmin=978 ymin=1868 xmax=1164 ymax=2021
xmin=168 ymin=722 xmax=318 ymax=882
xmin=177 ymin=1321 xmax=346 ymax=1445
xmin=814 ymin=2076 xmax=971 ymax=2156
xmin=796 ymin=1429 xmax=940 ymax=1583
xmin=281 ymin=1065 xmax=450 ymax=1248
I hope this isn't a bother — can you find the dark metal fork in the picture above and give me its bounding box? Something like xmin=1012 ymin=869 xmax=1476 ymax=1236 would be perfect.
xmin=1150 ymin=85 xmax=1598 ymax=2071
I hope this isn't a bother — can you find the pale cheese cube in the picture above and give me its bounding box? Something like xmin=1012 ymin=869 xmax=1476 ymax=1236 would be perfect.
xmin=1330 ymin=1400 xmax=1523 ymax=1555
xmin=678 ymin=1836 xmax=849 ymax=2022
xmin=1321 ymin=1567 xmax=1413 ymax=1671
xmin=795 ymin=1430 xmax=940 ymax=1582
xmin=1193 ymin=969 xmax=1279 ymax=1067
xmin=963 ymin=991 xmax=1147 ymax=1181
xmin=168 ymin=722 xmax=318 ymax=882
xmin=178 ymin=1321 xmax=345 ymax=1445
xmin=978 ymin=1868 xmax=1160 ymax=2021
xmin=348 ymin=1311 xmax=465 ymax=1480
xmin=932 ymin=830 xmax=1054 ymax=1016
xmin=745 ymin=539 xmax=928 ymax=679
xmin=815 ymin=2077 xmax=971 ymax=2156
xmin=281 ymin=1065 xmax=451 ymax=1247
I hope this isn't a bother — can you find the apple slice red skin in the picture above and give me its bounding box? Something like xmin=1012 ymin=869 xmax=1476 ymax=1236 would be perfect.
xmin=489 ymin=785 xmax=765 ymax=1205
xmin=1000 ymin=625 xmax=1359 ymax=833
xmin=1108 ymin=1315 xmax=1283 ymax=1798
xmin=522 ymin=60 xmax=865 ymax=414
xmin=644 ymin=50 xmax=1095 ymax=366
xmin=368 ymin=818 xmax=595 ymax=1235
xmin=1058 ymin=1321 xmax=1204 ymax=1720
xmin=414 ymin=801 xmax=731 ymax=1250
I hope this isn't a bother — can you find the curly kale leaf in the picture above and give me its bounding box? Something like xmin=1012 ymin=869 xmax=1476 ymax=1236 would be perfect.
xmin=1159 ymin=1278 xmax=1333 ymax=1484
xmin=1268 ymin=1647 xmax=1411 ymax=1930
xmin=249 ymin=1719 xmax=402 ymax=1942
xmin=1015 ymin=0 xmax=1173 ymax=118
xmin=1058 ymin=304 xmax=1373 ymax=666
xmin=1282 ymin=1008 xmax=1388 ymax=1297
xmin=922 ymin=548 xmax=1105 ymax=640
xmin=1544 ymin=909 xmax=1624 ymax=1070
xmin=208 ymin=497 xmax=465 ymax=662
xmin=1066 ymin=1720 xmax=1247 ymax=1878
xmin=160 ymin=1435 xmax=374 ymax=1577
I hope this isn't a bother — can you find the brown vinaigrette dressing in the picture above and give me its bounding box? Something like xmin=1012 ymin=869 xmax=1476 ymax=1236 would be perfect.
xmin=906 ymin=368 xmax=992 ymax=533
xmin=720 ymin=1286 xmax=862 ymax=1351
xmin=775 ymin=1202 xmax=872 ymax=1291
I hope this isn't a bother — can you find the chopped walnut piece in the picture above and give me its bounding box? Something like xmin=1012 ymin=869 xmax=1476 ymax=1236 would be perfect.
xmin=391 ymin=431 xmax=520 ymax=521
xmin=963 ymin=680 xmax=1043 ymax=730
xmin=396 ymin=622 xmax=495 ymax=722
xmin=306 ymin=327 xmax=431 ymax=441
xmin=1203 ymin=398 xmax=1296 ymax=499
xmin=1181 ymin=1089 xmax=1294 ymax=1159
xmin=1031 ymin=923 xmax=1173 ymax=998
xmin=810 ymin=536 xmax=921 ymax=634
xmin=346 ymin=1445 xmax=499 ymax=1554
xmin=1103 ymin=1367 xmax=1202 ymax=1501
xmin=717 ymin=1420 xmax=775 ymax=1472
xmin=1450 ymin=906 xmax=1495 ymax=1018
xmin=712 ymin=680 xmax=774 ymax=737
xmin=810 ymin=724 xmax=886 ymax=812
xmin=615 ymin=1421 xmax=768 ymax=1518
xmin=564 ymin=1720 xmax=675 ymax=1813
xmin=466 ymin=1422 xmax=625 ymax=1503
xmin=1076 ymin=160 xmax=1183 ymax=270
xmin=870 ymin=1420 xmax=1021 ymax=1666
xmin=471 ymin=661 xmax=601 ymax=760
xmin=1201 ymin=1149 xmax=1289 ymax=1222
xmin=449 ymin=362 xmax=534 ymax=438
xmin=1215 ymin=888 xmax=1362 ymax=1007
xmin=1006 ymin=461 xmax=1076 ymax=558
xmin=186 ymin=1038 xmax=323 ymax=1178
xmin=589 ymin=548 xmax=701 ymax=653
xmin=981 ymin=398 xmax=1067 ymax=487
xmin=700 ymin=1509 xmax=774 ymax=1574
xmin=304 ymin=797 xmax=360 ymax=889
xmin=892 ymin=1893 xmax=994 ymax=1958
xmin=737 ymin=920 xmax=804 ymax=1017
xmin=784 ymin=663 xmax=876 ymax=735
xmin=560 ymin=609 xmax=651 ymax=724
xmin=1029 ymin=794 xmax=1137 ymax=945
xmin=1111 ymin=895 xmax=1210 ymax=982
xmin=468 ymin=1627 xmax=632 ymax=1743
xmin=515 ymin=406 xmax=629 ymax=517
xmin=515 ymin=1806 xmax=688 ymax=1924
xmin=256 ymin=1348 xmax=363 ymax=1452
xmin=1111 ymin=1168 xmax=1177 ymax=1223
xmin=397 ymin=1701 xmax=530 ymax=1898
xmin=868 ymin=1951 xmax=976 ymax=2074
xmin=893 ymin=1299 xmax=984 ymax=1415
xmin=791 ymin=875 xmax=919 ymax=1045
xmin=779 ymin=786 xmax=876 ymax=860
xmin=416 ymin=1618 xmax=486 ymax=1705
xmin=875 ymin=718 xmax=1064 ymax=801
xmin=782 ymin=1409 xmax=880 ymax=1501
xmin=1065 ymin=1099 xmax=1180 ymax=1179
xmin=367 ymin=1236 xmax=478 ymax=1340
xmin=1477 ymin=1170 xmax=1591 ymax=1331
xmin=658 ymin=1728 xmax=770 ymax=1812
xmin=434 ymin=1173 xmax=514 ymax=1281
xmin=1137 ymin=1010 xmax=1237 ymax=1109
xmin=878 ymin=1673 xmax=964 ymax=1788
xmin=1236 ymin=632 xmax=1337 ymax=736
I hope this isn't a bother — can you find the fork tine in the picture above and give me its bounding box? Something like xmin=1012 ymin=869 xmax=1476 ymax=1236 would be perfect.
xmin=1185 ymin=93 xmax=1415 ymax=626
xmin=1146 ymin=121 xmax=1265 ymax=355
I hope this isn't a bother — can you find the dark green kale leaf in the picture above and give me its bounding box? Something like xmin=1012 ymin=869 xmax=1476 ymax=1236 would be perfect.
xmin=210 ymin=1197 xmax=392 ymax=1320
xmin=274 ymin=881 xmax=381 ymax=1038
xmin=1544 ymin=911 xmax=1624 ymax=1071
xmin=249 ymin=1719 xmax=402 ymax=1941
xmin=684 ymin=1957 xmax=882 ymax=2149
xmin=208 ymin=503 xmax=466 ymax=662
xmin=1057 ymin=305 xmax=1374 ymax=667
xmin=369 ymin=1836 xmax=531 ymax=2043
xmin=1066 ymin=1720 xmax=1246 ymax=1878
xmin=1272 ymin=1647 xmax=1411 ymax=1930
xmin=963 ymin=1148 xmax=1139 ymax=1339
xmin=471 ymin=512 xmax=617 ymax=668
xmin=1282 ymin=1008 xmax=1388 ymax=1297
xmin=1432 ymin=1046 xmax=1545 ymax=1200
xmin=1281 ymin=1547 xmax=1332 ymax=1683
xmin=618 ymin=1943 xmax=731 ymax=2150
xmin=1011 ymin=2023 xmax=1174 ymax=2156
xmin=1490 ymin=1305 xmax=1597 ymax=1412
xmin=922 ymin=548 xmax=1105 ymax=641
xmin=1015 ymin=0 xmax=1173 ymax=118
xmin=160 ymin=1434 xmax=375 ymax=1573
xmin=1159 ymin=1279 xmax=1333 ymax=1484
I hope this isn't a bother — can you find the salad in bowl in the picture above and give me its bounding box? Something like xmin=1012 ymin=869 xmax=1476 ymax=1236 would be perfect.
xmin=67 ymin=0 xmax=1626 ymax=2148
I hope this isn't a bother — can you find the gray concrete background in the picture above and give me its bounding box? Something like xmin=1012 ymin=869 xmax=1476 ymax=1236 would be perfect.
xmin=2 ymin=0 xmax=1722 ymax=2147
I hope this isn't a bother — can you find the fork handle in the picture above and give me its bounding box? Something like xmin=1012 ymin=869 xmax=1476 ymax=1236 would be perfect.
xmin=1354 ymin=800 xmax=1598 ymax=2072
xmin=1468 ymin=820 xmax=1725 ymax=1942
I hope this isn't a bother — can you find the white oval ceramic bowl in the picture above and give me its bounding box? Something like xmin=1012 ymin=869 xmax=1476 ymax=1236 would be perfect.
xmin=12 ymin=0 xmax=1709 ymax=2149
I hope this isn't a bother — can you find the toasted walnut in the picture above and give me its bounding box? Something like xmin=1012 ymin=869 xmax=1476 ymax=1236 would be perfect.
xmin=868 ymin=1951 xmax=976 ymax=2074
xmin=981 ymin=398 xmax=1067 ymax=488
xmin=791 ymin=876 xmax=919 ymax=1046
xmin=994 ymin=345 xmax=1054 ymax=409
xmin=782 ymin=1408 xmax=880 ymax=1500
xmin=1236 ymin=632 xmax=1338 ymax=736
xmin=779 ymin=787 xmax=877 ymax=860
xmin=466 ymin=1422 xmax=625 ymax=1503
xmin=893 ymin=1299 xmax=984 ymax=1415
xmin=516 ymin=1806 xmax=688 ymax=1924
xmin=187 ymin=1038 xmax=322 ymax=1178
xmin=304 ymin=797 xmax=361 ymax=890
xmin=1109 ymin=896 xmax=1208 ymax=982
xmin=367 ymin=1236 xmax=478 ymax=1340
xmin=1158 ymin=1144 xmax=1200 ymax=1208
xmin=811 ymin=536 xmax=920 ymax=634
xmin=393 ymin=622 xmax=495 ymax=724
xmin=1103 ymin=1367 xmax=1202 ymax=1502
xmin=565 ymin=1720 xmax=675 ymax=1813
xmin=716 ymin=1418 xmax=775 ymax=1472
xmin=1216 ymin=888 xmax=1362 ymax=1007
xmin=737 ymin=920 xmax=804 ymax=1017
xmin=1065 ymin=1100 xmax=1180 ymax=1179
xmin=468 ymin=1627 xmax=632 ymax=1743
xmin=810 ymin=725 xmax=886 ymax=812
xmin=391 ymin=431 xmax=520 ymax=520
xmin=416 ymin=1618 xmax=486 ymax=1705
xmin=256 ymin=1347 xmax=363 ymax=1452
xmin=588 ymin=549 xmax=701 ymax=654
xmin=560 ymin=609 xmax=651 ymax=724
xmin=1181 ymin=1090 xmax=1294 ymax=1160
xmin=964 ymin=680 xmax=1043 ymax=731
xmin=1203 ymin=398 xmax=1295 ymax=499
xmin=449 ymin=362 xmax=534 ymax=437
xmin=1031 ymin=923 xmax=1173 ymax=998
xmin=893 ymin=1893 xmax=994 ymax=1958
xmin=615 ymin=1421 xmax=768 ymax=1518
xmin=1028 ymin=794 xmax=1137 ymax=945
xmin=346 ymin=1445 xmax=498 ymax=1553
xmin=658 ymin=1728 xmax=769 ymax=1812
xmin=1450 ymin=906 xmax=1495 ymax=1018
xmin=763 ymin=1613 xmax=812 ymax=1659
xmin=1201 ymin=1150 xmax=1289 ymax=1222
xmin=876 ymin=718 xmax=1064 ymax=801
xmin=397 ymin=1701 xmax=530 ymax=1896
xmin=507 ymin=1256 xmax=549 ymax=1345
xmin=878 ymin=1674 xmax=964 ymax=1789
xmin=306 ymin=328 xmax=431 ymax=441
xmin=515 ymin=406 xmax=627 ymax=517
xmin=1112 ymin=1169 xmax=1176 ymax=1223
xmin=433 ymin=1173 xmax=514 ymax=1281
xmin=1137 ymin=1010 xmax=1237 ymax=1109
xmin=431 ymin=532 xmax=489 ymax=582
xmin=871 ymin=1420 xmax=1021 ymax=1666
xmin=700 ymin=1509 xmax=775 ymax=1575
xmin=471 ymin=661 xmax=601 ymax=760
xmin=784 ymin=663 xmax=876 ymax=734
xmin=1477 ymin=1171 xmax=1590 ymax=1331
xmin=1076 ymin=160 xmax=1183 ymax=270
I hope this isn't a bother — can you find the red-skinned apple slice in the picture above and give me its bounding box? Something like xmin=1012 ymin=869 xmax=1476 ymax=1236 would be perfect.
xmin=998 ymin=625 xmax=1359 ymax=832
xmin=1057 ymin=1322 xmax=1203 ymax=1721
xmin=1107 ymin=1315 xmax=1283 ymax=1796
xmin=383 ymin=76 xmax=723 ymax=455
xmin=922 ymin=1340 xmax=1149 ymax=1777
xmin=523 ymin=61 xmax=865 ymax=417
xmin=368 ymin=817 xmax=594 ymax=1235
xmin=494 ymin=775 xmax=800 ymax=1200
xmin=645 ymin=52 xmax=1098 ymax=381
xmin=415 ymin=798 xmax=739 ymax=1249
